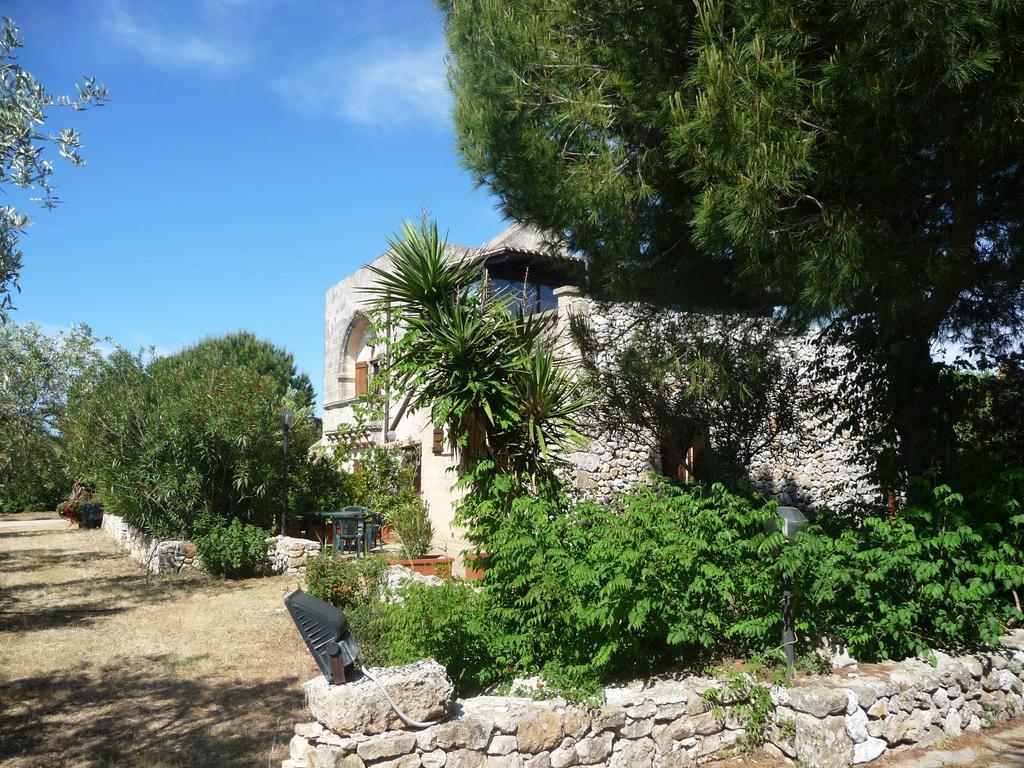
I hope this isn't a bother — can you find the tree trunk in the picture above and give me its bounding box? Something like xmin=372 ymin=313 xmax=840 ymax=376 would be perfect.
xmin=883 ymin=331 xmax=954 ymax=495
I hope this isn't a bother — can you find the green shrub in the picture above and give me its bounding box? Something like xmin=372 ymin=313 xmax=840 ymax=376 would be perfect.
xmin=289 ymin=452 xmax=363 ymax=516
xmin=196 ymin=519 xmax=271 ymax=578
xmin=63 ymin=336 xmax=320 ymax=540
xmin=481 ymin=479 xmax=780 ymax=689
xmin=389 ymin=498 xmax=434 ymax=559
xmin=305 ymin=554 xmax=389 ymax=611
xmin=789 ymin=483 xmax=1024 ymax=660
xmin=354 ymin=581 xmax=496 ymax=694
xmin=475 ymin=477 xmax=1024 ymax=690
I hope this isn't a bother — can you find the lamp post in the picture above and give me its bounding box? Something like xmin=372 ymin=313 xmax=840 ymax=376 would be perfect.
xmin=766 ymin=505 xmax=809 ymax=671
xmin=279 ymin=409 xmax=294 ymax=536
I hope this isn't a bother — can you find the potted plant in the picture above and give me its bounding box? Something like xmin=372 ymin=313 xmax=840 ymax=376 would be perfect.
xmin=385 ymin=497 xmax=454 ymax=579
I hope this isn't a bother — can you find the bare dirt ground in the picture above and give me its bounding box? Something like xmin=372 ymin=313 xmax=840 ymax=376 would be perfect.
xmin=0 ymin=520 xmax=320 ymax=768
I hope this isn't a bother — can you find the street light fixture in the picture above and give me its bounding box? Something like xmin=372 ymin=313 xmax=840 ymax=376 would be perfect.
xmin=279 ymin=409 xmax=294 ymax=536
xmin=766 ymin=505 xmax=809 ymax=672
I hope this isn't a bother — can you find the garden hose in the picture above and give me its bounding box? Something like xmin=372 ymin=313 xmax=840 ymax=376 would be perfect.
xmin=359 ymin=664 xmax=440 ymax=728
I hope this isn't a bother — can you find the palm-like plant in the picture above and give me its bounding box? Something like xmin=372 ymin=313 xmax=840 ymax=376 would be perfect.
xmin=363 ymin=220 xmax=591 ymax=484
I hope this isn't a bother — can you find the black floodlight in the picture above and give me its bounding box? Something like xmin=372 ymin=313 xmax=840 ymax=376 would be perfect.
xmin=285 ymin=589 xmax=361 ymax=684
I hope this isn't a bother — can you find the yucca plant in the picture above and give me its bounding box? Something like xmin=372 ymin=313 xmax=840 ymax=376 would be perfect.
xmin=363 ymin=220 xmax=591 ymax=486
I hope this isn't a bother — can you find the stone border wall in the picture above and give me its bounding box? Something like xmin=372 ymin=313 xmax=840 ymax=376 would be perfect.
xmin=101 ymin=517 xmax=325 ymax=576
xmin=284 ymin=632 xmax=1024 ymax=768
xmin=270 ymin=535 xmax=322 ymax=574
xmin=101 ymin=513 xmax=197 ymax=574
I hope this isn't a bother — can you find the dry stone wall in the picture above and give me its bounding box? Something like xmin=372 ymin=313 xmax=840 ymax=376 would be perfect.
xmin=270 ymin=535 xmax=322 ymax=574
xmin=284 ymin=632 xmax=1024 ymax=768
xmin=101 ymin=513 xmax=197 ymax=574
xmin=562 ymin=298 xmax=877 ymax=510
xmin=102 ymin=517 xmax=324 ymax=576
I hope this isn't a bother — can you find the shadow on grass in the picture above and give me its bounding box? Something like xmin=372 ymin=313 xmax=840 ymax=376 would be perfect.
xmin=0 ymin=548 xmax=123 ymax=573
xmin=0 ymin=656 xmax=305 ymax=768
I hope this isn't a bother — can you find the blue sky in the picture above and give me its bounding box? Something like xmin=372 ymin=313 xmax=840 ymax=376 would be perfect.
xmin=8 ymin=0 xmax=507 ymax=413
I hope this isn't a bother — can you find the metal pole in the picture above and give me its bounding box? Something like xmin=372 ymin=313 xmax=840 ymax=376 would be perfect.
xmin=782 ymin=575 xmax=795 ymax=671
xmin=281 ymin=423 xmax=289 ymax=536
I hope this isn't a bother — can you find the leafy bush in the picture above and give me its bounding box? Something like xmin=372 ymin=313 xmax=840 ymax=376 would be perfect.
xmin=473 ymin=478 xmax=1024 ymax=690
xmin=482 ymin=480 xmax=780 ymax=688
xmin=63 ymin=336 xmax=319 ymax=539
xmin=305 ymin=554 xmax=389 ymax=611
xmin=789 ymin=483 xmax=1024 ymax=660
xmin=389 ymin=498 xmax=434 ymax=559
xmin=290 ymin=452 xmax=363 ymax=515
xmin=352 ymin=581 xmax=496 ymax=694
xmin=195 ymin=519 xmax=271 ymax=578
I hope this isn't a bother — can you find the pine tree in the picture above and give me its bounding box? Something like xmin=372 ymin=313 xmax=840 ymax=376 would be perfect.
xmin=440 ymin=0 xmax=1024 ymax=483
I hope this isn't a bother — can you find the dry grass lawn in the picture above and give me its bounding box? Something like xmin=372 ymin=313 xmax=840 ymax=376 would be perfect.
xmin=0 ymin=520 xmax=320 ymax=767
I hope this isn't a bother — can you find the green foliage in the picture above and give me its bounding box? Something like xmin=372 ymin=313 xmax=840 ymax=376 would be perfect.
xmin=0 ymin=17 xmax=107 ymax=316
xmin=358 ymin=445 xmax=418 ymax=523
xmin=789 ymin=483 xmax=1024 ymax=660
xmin=171 ymin=331 xmax=315 ymax=410
xmin=389 ymin=497 xmax=434 ymax=560
xmin=480 ymin=480 xmax=781 ymax=687
xmin=305 ymin=553 xmax=390 ymax=611
xmin=462 ymin=478 xmax=1022 ymax=691
xmin=0 ymin=321 xmax=101 ymax=511
xmin=195 ymin=519 xmax=270 ymax=578
xmin=289 ymin=452 xmax=363 ymax=515
xmin=364 ymin=220 xmax=591 ymax=483
xmin=62 ymin=334 xmax=317 ymax=539
xmin=360 ymin=581 xmax=496 ymax=694
xmin=440 ymin=0 xmax=1024 ymax=482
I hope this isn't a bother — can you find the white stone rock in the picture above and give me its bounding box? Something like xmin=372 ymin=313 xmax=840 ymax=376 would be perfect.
xmin=488 ymin=735 xmax=518 ymax=756
xmin=852 ymin=736 xmax=887 ymax=764
xmin=305 ymin=661 xmax=454 ymax=736
xmin=845 ymin=708 xmax=869 ymax=742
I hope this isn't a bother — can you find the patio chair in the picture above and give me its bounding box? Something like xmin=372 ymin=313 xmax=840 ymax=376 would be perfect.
xmin=342 ymin=506 xmax=376 ymax=554
xmin=331 ymin=514 xmax=362 ymax=555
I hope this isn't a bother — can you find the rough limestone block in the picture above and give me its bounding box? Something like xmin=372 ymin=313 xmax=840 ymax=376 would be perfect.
xmin=574 ymin=732 xmax=613 ymax=765
xmin=305 ymin=660 xmax=453 ymax=736
xmin=516 ymin=712 xmax=565 ymax=754
xmin=436 ymin=718 xmax=494 ymax=751
xmin=852 ymin=735 xmax=886 ymax=764
xmin=788 ymin=686 xmax=851 ymax=718
xmin=793 ymin=713 xmax=853 ymax=768
xmin=355 ymin=732 xmax=416 ymax=762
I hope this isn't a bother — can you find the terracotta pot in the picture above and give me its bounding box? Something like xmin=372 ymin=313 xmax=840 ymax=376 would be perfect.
xmin=388 ymin=555 xmax=455 ymax=580
xmin=381 ymin=523 xmax=399 ymax=544
xmin=463 ymin=552 xmax=491 ymax=581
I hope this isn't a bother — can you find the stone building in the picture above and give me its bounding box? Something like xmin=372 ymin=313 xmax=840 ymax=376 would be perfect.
xmin=322 ymin=222 xmax=875 ymax=572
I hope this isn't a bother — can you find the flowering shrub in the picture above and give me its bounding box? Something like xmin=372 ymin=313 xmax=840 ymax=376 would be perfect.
xmin=305 ymin=554 xmax=389 ymax=611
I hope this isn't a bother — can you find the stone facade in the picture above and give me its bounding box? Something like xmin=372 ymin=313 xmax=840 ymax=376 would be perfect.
xmin=101 ymin=513 xmax=197 ymax=574
xmin=562 ymin=296 xmax=878 ymax=511
xmin=284 ymin=632 xmax=1024 ymax=768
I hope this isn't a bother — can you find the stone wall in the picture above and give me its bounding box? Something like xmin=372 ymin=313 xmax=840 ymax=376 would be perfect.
xmin=284 ymin=631 xmax=1024 ymax=768
xmin=562 ymin=297 xmax=877 ymax=511
xmin=101 ymin=513 xmax=197 ymax=574
xmin=270 ymin=535 xmax=322 ymax=575
xmin=103 ymin=516 xmax=327 ymax=576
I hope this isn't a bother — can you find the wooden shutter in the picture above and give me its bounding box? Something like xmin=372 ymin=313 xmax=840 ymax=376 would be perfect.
xmin=355 ymin=361 xmax=369 ymax=396
xmin=432 ymin=428 xmax=444 ymax=455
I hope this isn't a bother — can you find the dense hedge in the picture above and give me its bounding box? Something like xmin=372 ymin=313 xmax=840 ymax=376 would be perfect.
xmin=328 ymin=478 xmax=1024 ymax=697
xmin=61 ymin=334 xmax=343 ymax=540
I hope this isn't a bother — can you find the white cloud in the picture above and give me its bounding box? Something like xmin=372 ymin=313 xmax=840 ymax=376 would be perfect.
xmin=101 ymin=1 xmax=248 ymax=73
xmin=272 ymin=38 xmax=451 ymax=128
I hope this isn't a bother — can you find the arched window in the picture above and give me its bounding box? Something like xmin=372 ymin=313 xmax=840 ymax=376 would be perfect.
xmin=341 ymin=314 xmax=374 ymax=400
